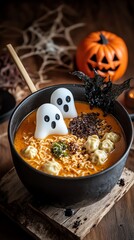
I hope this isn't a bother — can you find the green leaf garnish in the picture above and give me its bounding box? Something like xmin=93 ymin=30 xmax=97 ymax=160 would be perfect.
xmin=51 ymin=141 xmax=68 ymax=158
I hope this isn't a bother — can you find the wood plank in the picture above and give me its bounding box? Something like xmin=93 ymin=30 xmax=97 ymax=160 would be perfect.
xmin=34 ymin=168 xmax=134 ymax=239
xmin=0 ymin=167 xmax=134 ymax=240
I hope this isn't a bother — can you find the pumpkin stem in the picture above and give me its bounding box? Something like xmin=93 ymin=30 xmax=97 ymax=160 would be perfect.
xmin=98 ymin=33 xmax=108 ymax=44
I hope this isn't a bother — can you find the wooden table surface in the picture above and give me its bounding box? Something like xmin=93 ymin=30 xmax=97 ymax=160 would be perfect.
xmin=0 ymin=0 xmax=134 ymax=239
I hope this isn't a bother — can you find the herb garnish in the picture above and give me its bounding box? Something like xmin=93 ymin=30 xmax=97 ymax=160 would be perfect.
xmin=72 ymin=69 xmax=131 ymax=114
xmin=51 ymin=141 xmax=68 ymax=158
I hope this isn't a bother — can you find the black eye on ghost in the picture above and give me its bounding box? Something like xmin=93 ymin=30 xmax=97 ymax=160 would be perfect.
xmin=57 ymin=98 xmax=62 ymax=105
xmin=44 ymin=115 xmax=50 ymax=122
xmin=66 ymin=96 xmax=71 ymax=102
xmin=55 ymin=114 xmax=60 ymax=120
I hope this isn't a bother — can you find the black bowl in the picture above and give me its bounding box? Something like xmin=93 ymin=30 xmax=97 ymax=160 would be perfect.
xmin=8 ymin=84 xmax=133 ymax=209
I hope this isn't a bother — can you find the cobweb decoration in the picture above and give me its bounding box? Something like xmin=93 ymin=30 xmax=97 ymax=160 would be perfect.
xmin=0 ymin=51 xmax=26 ymax=101
xmin=16 ymin=5 xmax=85 ymax=84
xmin=0 ymin=4 xmax=85 ymax=102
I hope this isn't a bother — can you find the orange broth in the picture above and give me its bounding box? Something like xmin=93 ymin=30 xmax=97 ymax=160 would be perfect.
xmin=14 ymin=101 xmax=126 ymax=176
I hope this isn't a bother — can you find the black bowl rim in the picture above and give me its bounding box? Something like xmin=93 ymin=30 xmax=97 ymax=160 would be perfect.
xmin=0 ymin=88 xmax=16 ymax=124
xmin=8 ymin=83 xmax=134 ymax=181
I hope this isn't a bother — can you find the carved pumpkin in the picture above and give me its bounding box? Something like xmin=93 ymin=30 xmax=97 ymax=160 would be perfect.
xmin=76 ymin=31 xmax=128 ymax=81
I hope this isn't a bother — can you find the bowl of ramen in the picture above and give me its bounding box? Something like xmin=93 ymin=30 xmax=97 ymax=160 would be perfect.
xmin=8 ymin=82 xmax=133 ymax=209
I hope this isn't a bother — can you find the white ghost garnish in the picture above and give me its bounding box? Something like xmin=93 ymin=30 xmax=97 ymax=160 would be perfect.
xmin=50 ymin=88 xmax=77 ymax=118
xmin=34 ymin=103 xmax=68 ymax=139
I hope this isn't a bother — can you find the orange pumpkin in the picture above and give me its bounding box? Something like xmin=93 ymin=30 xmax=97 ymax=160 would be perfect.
xmin=76 ymin=31 xmax=128 ymax=81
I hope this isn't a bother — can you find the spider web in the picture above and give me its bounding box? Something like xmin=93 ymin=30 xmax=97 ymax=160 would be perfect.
xmin=0 ymin=4 xmax=85 ymax=101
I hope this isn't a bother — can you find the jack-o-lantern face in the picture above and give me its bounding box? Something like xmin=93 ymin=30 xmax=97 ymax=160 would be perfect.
xmin=76 ymin=31 xmax=128 ymax=81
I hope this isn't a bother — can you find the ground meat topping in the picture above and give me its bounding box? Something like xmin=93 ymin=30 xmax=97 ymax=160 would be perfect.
xmin=68 ymin=112 xmax=112 ymax=139
xmin=68 ymin=142 xmax=79 ymax=154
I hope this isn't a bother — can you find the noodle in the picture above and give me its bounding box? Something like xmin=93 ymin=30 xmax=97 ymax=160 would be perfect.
xmin=21 ymin=132 xmax=98 ymax=176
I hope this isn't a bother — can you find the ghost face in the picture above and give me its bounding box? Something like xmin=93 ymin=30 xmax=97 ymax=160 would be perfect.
xmin=50 ymin=88 xmax=77 ymax=118
xmin=34 ymin=103 xmax=68 ymax=139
